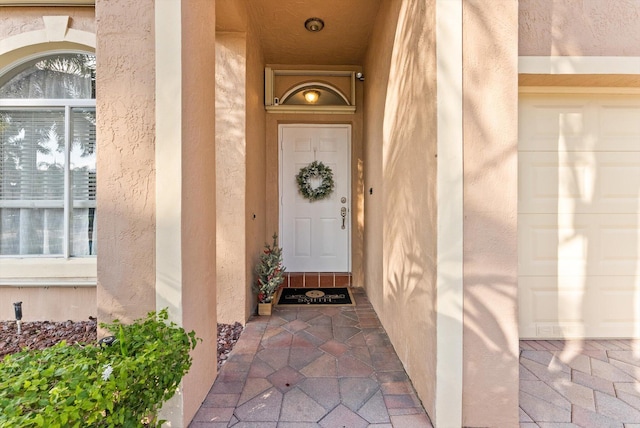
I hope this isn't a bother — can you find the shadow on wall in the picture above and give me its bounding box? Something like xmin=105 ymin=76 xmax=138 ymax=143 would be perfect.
xmin=374 ymin=0 xmax=438 ymax=417
xmin=367 ymin=0 xmax=520 ymax=423
xmin=457 ymin=1 xmax=519 ymax=424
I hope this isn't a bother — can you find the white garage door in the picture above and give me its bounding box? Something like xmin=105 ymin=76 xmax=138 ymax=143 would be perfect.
xmin=519 ymin=92 xmax=640 ymax=339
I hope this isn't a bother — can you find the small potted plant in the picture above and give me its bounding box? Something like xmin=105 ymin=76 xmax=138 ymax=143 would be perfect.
xmin=254 ymin=233 xmax=286 ymax=315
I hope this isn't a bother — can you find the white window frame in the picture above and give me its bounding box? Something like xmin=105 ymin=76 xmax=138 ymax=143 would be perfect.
xmin=0 ymin=99 xmax=96 ymax=259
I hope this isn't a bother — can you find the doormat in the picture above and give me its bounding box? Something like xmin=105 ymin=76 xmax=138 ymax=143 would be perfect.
xmin=277 ymin=287 xmax=354 ymax=306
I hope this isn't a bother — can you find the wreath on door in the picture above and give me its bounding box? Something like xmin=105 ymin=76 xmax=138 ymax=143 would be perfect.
xmin=296 ymin=160 xmax=335 ymax=201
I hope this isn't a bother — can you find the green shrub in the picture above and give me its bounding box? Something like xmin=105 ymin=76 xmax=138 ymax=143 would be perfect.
xmin=0 ymin=309 xmax=198 ymax=428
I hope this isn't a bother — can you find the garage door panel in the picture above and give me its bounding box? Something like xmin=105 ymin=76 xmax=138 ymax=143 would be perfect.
xmin=519 ymin=276 xmax=639 ymax=339
xmin=520 ymin=152 xmax=640 ymax=213
xmin=519 ymin=100 xmax=592 ymax=152
xmin=520 ymin=213 xmax=640 ymax=276
xmin=519 ymin=93 xmax=640 ymax=339
xmin=600 ymin=105 xmax=640 ymax=140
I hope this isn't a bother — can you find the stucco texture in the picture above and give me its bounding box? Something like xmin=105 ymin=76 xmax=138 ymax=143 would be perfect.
xmin=216 ymin=33 xmax=248 ymax=324
xmin=215 ymin=4 xmax=267 ymax=324
xmin=0 ymin=287 xmax=95 ymax=321
xmin=0 ymin=6 xmax=94 ymax=39
xmin=363 ymin=0 xmax=437 ymax=418
xmin=462 ymin=0 xmax=519 ymax=426
xmin=95 ymin=0 xmax=156 ymax=324
xmin=244 ymin=23 xmax=267 ymax=319
xmin=519 ymin=0 xmax=640 ymax=56
xmin=180 ymin=1 xmax=218 ymax=422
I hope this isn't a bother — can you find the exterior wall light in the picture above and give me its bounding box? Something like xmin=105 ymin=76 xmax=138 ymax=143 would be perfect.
xmin=304 ymin=17 xmax=325 ymax=32
xmin=303 ymin=90 xmax=320 ymax=104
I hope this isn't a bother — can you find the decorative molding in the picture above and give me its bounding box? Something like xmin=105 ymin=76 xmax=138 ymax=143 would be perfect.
xmin=265 ymin=67 xmax=357 ymax=114
xmin=0 ymin=15 xmax=95 ymax=66
xmin=0 ymin=280 xmax=96 ymax=287
xmin=43 ymin=15 xmax=70 ymax=42
xmin=519 ymin=86 xmax=640 ymax=95
xmin=519 ymin=56 xmax=640 ymax=75
xmin=0 ymin=0 xmax=93 ymax=5
xmin=265 ymin=105 xmax=356 ymax=114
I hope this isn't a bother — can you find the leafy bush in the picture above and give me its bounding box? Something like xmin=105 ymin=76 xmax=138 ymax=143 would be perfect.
xmin=0 ymin=309 xmax=198 ymax=428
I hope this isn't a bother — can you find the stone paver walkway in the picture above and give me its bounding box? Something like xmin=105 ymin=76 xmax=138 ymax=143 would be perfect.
xmin=520 ymin=339 xmax=640 ymax=427
xmin=189 ymin=289 xmax=432 ymax=427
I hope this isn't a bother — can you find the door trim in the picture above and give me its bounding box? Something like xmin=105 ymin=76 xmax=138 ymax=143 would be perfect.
xmin=278 ymin=123 xmax=352 ymax=272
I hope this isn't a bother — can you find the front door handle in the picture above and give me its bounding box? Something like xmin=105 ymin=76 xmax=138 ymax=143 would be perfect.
xmin=341 ymin=207 xmax=347 ymax=230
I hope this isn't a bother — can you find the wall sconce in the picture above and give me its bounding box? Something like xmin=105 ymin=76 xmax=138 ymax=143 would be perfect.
xmin=304 ymin=17 xmax=325 ymax=32
xmin=303 ymin=90 xmax=320 ymax=104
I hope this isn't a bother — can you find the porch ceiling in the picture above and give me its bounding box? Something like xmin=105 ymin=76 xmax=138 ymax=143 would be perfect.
xmin=216 ymin=0 xmax=382 ymax=65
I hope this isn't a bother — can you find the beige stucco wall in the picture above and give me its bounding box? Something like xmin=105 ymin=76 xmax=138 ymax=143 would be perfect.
xmin=363 ymin=0 xmax=437 ymax=418
xmin=180 ymin=2 xmax=218 ymax=423
xmin=0 ymin=286 xmax=95 ymax=321
xmin=462 ymin=0 xmax=519 ymax=426
xmin=519 ymin=0 xmax=640 ymax=57
xmin=95 ymin=0 xmax=156 ymax=323
xmin=216 ymin=33 xmax=248 ymax=324
xmin=245 ymin=23 xmax=267 ymax=317
xmin=0 ymin=6 xmax=94 ymax=39
xmin=215 ymin=10 xmax=266 ymax=323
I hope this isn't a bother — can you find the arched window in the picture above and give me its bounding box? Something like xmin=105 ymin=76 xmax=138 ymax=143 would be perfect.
xmin=280 ymin=82 xmax=350 ymax=106
xmin=0 ymin=52 xmax=96 ymax=257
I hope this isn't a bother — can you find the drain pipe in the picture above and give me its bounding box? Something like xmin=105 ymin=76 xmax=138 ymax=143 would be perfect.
xmin=13 ymin=302 xmax=22 ymax=335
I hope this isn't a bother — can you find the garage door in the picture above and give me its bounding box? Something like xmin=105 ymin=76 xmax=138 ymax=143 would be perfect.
xmin=519 ymin=92 xmax=640 ymax=339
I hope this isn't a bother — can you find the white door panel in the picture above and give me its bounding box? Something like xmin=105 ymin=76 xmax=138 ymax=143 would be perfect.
xmin=280 ymin=125 xmax=350 ymax=272
xmin=519 ymin=93 xmax=640 ymax=339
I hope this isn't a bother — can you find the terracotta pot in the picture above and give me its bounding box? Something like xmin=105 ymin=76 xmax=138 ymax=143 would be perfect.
xmin=258 ymin=302 xmax=273 ymax=316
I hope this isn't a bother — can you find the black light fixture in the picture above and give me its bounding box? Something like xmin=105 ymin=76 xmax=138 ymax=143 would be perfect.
xmin=304 ymin=17 xmax=325 ymax=32
xmin=13 ymin=301 xmax=22 ymax=321
xmin=13 ymin=301 xmax=22 ymax=334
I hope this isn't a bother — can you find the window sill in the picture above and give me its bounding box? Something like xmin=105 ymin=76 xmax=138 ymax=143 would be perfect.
xmin=0 ymin=257 xmax=96 ymax=287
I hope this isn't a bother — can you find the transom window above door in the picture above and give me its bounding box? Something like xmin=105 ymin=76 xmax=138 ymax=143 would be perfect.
xmin=0 ymin=52 xmax=96 ymax=257
xmin=264 ymin=67 xmax=358 ymax=114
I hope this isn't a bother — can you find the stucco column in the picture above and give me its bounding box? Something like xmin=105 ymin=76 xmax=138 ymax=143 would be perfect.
xmin=96 ymin=0 xmax=156 ymax=324
xmin=216 ymin=33 xmax=248 ymax=324
xmin=156 ymin=1 xmax=217 ymax=426
xmin=462 ymin=0 xmax=519 ymax=426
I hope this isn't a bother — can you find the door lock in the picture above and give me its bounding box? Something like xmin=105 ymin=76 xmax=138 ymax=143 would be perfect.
xmin=341 ymin=207 xmax=347 ymax=229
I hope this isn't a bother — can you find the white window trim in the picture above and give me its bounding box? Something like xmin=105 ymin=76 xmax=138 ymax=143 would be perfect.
xmin=0 ymin=1 xmax=93 ymax=5
xmin=0 ymin=257 xmax=96 ymax=286
xmin=519 ymin=56 xmax=640 ymax=75
xmin=1 ymin=102 xmax=96 ymax=259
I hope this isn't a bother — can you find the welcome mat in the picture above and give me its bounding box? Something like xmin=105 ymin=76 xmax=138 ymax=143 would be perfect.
xmin=276 ymin=287 xmax=354 ymax=306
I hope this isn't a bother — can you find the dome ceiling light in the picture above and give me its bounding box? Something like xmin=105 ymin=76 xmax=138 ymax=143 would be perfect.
xmin=304 ymin=17 xmax=325 ymax=32
xmin=303 ymin=90 xmax=320 ymax=104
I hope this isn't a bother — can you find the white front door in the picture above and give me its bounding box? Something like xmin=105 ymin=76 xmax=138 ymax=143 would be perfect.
xmin=280 ymin=124 xmax=350 ymax=272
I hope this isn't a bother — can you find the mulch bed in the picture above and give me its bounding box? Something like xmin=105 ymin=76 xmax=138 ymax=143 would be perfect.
xmin=0 ymin=319 xmax=243 ymax=370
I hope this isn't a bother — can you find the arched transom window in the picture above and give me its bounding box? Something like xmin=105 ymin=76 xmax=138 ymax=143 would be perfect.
xmin=0 ymin=52 xmax=96 ymax=257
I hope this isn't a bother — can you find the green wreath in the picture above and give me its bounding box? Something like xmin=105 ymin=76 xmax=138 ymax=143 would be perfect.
xmin=296 ymin=160 xmax=335 ymax=201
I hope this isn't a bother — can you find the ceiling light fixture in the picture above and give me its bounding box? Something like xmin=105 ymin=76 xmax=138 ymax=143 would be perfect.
xmin=304 ymin=17 xmax=325 ymax=32
xmin=303 ymin=90 xmax=320 ymax=104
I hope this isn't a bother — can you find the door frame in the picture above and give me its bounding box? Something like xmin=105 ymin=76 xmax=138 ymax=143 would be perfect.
xmin=278 ymin=123 xmax=352 ymax=272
